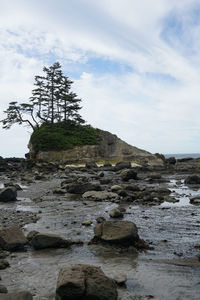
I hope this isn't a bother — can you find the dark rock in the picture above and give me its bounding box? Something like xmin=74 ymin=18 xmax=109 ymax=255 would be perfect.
xmin=0 ymin=259 xmax=9 ymax=270
xmin=0 ymin=226 xmax=27 ymax=251
xmin=115 ymin=161 xmax=131 ymax=171
xmin=82 ymin=191 xmax=118 ymax=201
xmin=0 ymin=187 xmax=17 ymax=202
xmin=56 ymin=264 xmax=117 ymax=300
xmin=85 ymin=162 xmax=98 ymax=169
xmin=120 ymin=169 xmax=137 ymax=181
xmin=185 ymin=175 xmax=200 ymax=185
xmin=66 ymin=182 xmax=102 ymax=194
xmin=30 ymin=232 xmax=72 ymax=250
xmin=0 ymin=284 xmax=8 ymax=293
xmin=190 ymin=195 xmax=200 ymax=205
xmin=166 ymin=157 xmax=176 ymax=165
xmin=96 ymin=217 xmax=106 ymax=223
xmin=0 ymin=291 xmax=33 ymax=299
xmin=94 ymin=220 xmax=139 ymax=245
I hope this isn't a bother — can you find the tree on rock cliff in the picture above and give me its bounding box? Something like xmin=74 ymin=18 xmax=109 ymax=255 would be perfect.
xmin=1 ymin=62 xmax=85 ymax=130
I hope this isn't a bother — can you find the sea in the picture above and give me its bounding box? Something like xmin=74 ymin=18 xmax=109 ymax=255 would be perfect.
xmin=164 ymin=153 xmax=200 ymax=159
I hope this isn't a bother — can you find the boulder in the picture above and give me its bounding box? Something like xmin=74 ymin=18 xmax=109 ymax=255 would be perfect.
xmin=0 ymin=291 xmax=33 ymax=300
xmin=85 ymin=161 xmax=98 ymax=169
xmin=120 ymin=169 xmax=138 ymax=181
xmin=66 ymin=182 xmax=101 ymax=194
xmin=109 ymin=208 xmax=123 ymax=218
xmin=82 ymin=191 xmax=118 ymax=201
xmin=0 ymin=284 xmax=8 ymax=293
xmin=0 ymin=187 xmax=17 ymax=202
xmin=0 ymin=226 xmax=27 ymax=251
xmin=56 ymin=264 xmax=117 ymax=300
xmin=185 ymin=175 xmax=200 ymax=185
xmin=190 ymin=195 xmax=200 ymax=205
xmin=30 ymin=232 xmax=71 ymax=250
xmin=0 ymin=259 xmax=9 ymax=270
xmin=94 ymin=220 xmax=139 ymax=245
xmin=115 ymin=161 xmax=131 ymax=171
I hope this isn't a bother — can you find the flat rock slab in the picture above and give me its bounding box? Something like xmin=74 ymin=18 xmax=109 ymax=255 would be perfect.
xmin=0 ymin=291 xmax=33 ymax=300
xmin=56 ymin=264 xmax=117 ymax=300
xmin=30 ymin=233 xmax=71 ymax=250
xmin=82 ymin=191 xmax=118 ymax=201
xmin=94 ymin=220 xmax=139 ymax=245
xmin=0 ymin=226 xmax=27 ymax=251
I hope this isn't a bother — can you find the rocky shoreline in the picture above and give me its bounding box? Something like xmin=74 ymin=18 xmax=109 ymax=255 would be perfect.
xmin=0 ymin=156 xmax=200 ymax=299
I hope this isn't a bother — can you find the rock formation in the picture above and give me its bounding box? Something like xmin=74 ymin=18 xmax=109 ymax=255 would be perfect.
xmin=29 ymin=129 xmax=164 ymax=167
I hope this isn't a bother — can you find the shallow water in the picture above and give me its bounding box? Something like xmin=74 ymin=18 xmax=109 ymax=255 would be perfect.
xmin=0 ymin=176 xmax=200 ymax=299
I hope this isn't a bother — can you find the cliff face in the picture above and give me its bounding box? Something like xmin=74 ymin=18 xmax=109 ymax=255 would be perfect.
xmin=29 ymin=129 xmax=164 ymax=167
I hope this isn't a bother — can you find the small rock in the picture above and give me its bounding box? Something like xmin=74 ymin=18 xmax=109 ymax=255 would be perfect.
xmin=82 ymin=220 xmax=93 ymax=226
xmin=109 ymin=208 xmax=123 ymax=218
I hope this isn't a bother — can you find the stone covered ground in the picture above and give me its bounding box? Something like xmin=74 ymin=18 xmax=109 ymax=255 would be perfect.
xmin=0 ymin=157 xmax=200 ymax=299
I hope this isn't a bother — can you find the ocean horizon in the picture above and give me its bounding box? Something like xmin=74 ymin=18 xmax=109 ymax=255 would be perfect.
xmin=164 ymin=153 xmax=200 ymax=159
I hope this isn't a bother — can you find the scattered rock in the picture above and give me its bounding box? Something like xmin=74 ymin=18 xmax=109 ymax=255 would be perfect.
xmin=115 ymin=161 xmax=131 ymax=171
xmin=30 ymin=232 xmax=72 ymax=250
xmin=109 ymin=208 xmax=123 ymax=218
xmin=82 ymin=220 xmax=93 ymax=226
xmin=113 ymin=274 xmax=127 ymax=286
xmin=111 ymin=185 xmax=122 ymax=192
xmin=0 ymin=259 xmax=9 ymax=270
xmin=82 ymin=191 xmax=118 ymax=201
xmin=0 ymin=187 xmax=17 ymax=202
xmin=190 ymin=195 xmax=200 ymax=205
xmin=120 ymin=169 xmax=138 ymax=181
xmin=185 ymin=175 xmax=200 ymax=185
xmin=0 ymin=226 xmax=27 ymax=251
xmin=0 ymin=284 xmax=8 ymax=293
xmin=93 ymin=220 xmax=139 ymax=245
xmin=56 ymin=264 xmax=117 ymax=300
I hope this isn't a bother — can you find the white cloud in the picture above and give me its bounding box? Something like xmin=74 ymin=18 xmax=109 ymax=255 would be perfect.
xmin=1 ymin=0 xmax=200 ymax=156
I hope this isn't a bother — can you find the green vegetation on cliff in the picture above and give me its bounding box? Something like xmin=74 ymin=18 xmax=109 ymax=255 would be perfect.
xmin=30 ymin=121 xmax=99 ymax=153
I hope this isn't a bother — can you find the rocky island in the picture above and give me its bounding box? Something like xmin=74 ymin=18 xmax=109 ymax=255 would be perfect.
xmin=0 ymin=63 xmax=200 ymax=299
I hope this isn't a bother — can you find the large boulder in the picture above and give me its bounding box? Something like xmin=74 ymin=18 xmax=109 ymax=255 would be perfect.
xmin=65 ymin=182 xmax=102 ymax=194
xmin=0 ymin=226 xmax=27 ymax=251
xmin=29 ymin=232 xmax=71 ymax=250
xmin=56 ymin=264 xmax=117 ymax=300
xmin=0 ymin=291 xmax=33 ymax=300
xmin=115 ymin=161 xmax=131 ymax=171
xmin=94 ymin=220 xmax=139 ymax=245
xmin=0 ymin=187 xmax=17 ymax=202
xmin=82 ymin=191 xmax=118 ymax=201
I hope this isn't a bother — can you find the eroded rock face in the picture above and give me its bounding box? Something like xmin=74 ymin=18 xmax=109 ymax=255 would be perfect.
xmin=30 ymin=129 xmax=164 ymax=167
xmin=56 ymin=264 xmax=117 ymax=300
xmin=94 ymin=220 xmax=139 ymax=245
xmin=0 ymin=226 xmax=27 ymax=251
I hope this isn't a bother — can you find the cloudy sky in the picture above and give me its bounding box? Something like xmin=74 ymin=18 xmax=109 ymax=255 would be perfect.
xmin=1 ymin=0 xmax=200 ymax=157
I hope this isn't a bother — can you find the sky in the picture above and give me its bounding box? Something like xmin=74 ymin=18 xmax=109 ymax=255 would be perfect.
xmin=1 ymin=0 xmax=200 ymax=157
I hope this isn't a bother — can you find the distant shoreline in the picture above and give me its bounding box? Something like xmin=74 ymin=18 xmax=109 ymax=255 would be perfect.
xmin=164 ymin=153 xmax=200 ymax=159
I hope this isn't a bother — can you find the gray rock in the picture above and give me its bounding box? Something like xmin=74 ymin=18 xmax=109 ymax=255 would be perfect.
xmin=0 ymin=259 xmax=9 ymax=270
xmin=109 ymin=208 xmax=123 ymax=218
xmin=120 ymin=169 xmax=137 ymax=181
xmin=82 ymin=191 xmax=118 ymax=201
xmin=94 ymin=220 xmax=139 ymax=245
xmin=0 ymin=291 xmax=33 ymax=300
xmin=56 ymin=264 xmax=117 ymax=300
xmin=111 ymin=185 xmax=122 ymax=192
xmin=115 ymin=161 xmax=131 ymax=171
xmin=0 ymin=284 xmax=8 ymax=293
xmin=0 ymin=187 xmax=17 ymax=202
xmin=0 ymin=226 xmax=27 ymax=251
xmin=30 ymin=233 xmax=72 ymax=250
